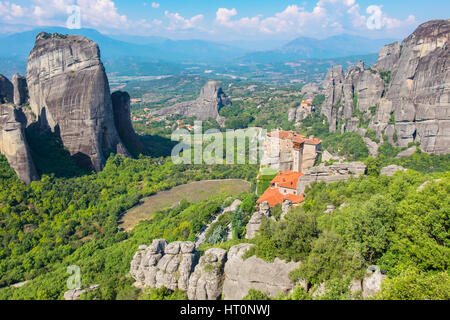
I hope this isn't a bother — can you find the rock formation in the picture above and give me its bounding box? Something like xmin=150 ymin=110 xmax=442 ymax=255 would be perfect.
xmin=380 ymin=164 xmax=407 ymax=176
xmin=64 ymin=285 xmax=99 ymax=300
xmin=319 ymin=20 xmax=450 ymax=155
xmin=12 ymin=74 xmax=28 ymax=106
xmin=153 ymin=81 xmax=231 ymax=125
xmin=130 ymin=239 xmax=198 ymax=292
xmin=130 ymin=240 xmax=300 ymax=300
xmin=297 ymin=162 xmax=367 ymax=193
xmin=222 ymin=243 xmax=299 ymax=300
xmin=187 ymin=248 xmax=227 ymax=300
xmin=245 ymin=201 xmax=272 ymax=239
xmin=26 ymin=32 xmax=130 ymax=171
xmin=0 ymin=104 xmax=38 ymax=184
xmin=0 ymin=74 xmax=13 ymax=104
xmin=111 ymin=91 xmax=146 ymax=156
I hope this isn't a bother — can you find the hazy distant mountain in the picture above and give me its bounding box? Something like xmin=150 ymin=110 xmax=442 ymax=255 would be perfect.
xmin=238 ymin=34 xmax=398 ymax=63
xmin=0 ymin=27 xmax=245 ymax=63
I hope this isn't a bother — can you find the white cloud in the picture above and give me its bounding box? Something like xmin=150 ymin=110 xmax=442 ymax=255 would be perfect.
xmin=151 ymin=2 xmax=159 ymax=9
xmin=0 ymin=1 xmax=26 ymax=21
xmin=214 ymin=1 xmax=416 ymax=38
xmin=164 ymin=10 xmax=204 ymax=31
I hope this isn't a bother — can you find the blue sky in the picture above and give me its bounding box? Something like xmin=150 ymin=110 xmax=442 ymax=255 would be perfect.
xmin=0 ymin=0 xmax=448 ymax=40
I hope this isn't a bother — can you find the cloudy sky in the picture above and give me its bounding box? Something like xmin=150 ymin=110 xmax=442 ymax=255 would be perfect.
xmin=0 ymin=0 xmax=448 ymax=40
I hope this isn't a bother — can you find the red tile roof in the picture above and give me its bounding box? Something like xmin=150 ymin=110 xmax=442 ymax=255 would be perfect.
xmin=257 ymin=187 xmax=305 ymax=207
xmin=267 ymin=130 xmax=321 ymax=145
xmin=271 ymin=170 xmax=303 ymax=189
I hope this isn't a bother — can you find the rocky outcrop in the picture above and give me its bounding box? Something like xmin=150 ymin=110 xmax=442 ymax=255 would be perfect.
xmin=154 ymin=81 xmax=231 ymax=125
xmin=361 ymin=266 xmax=386 ymax=298
xmin=0 ymin=74 xmax=13 ymax=104
xmin=12 ymin=74 xmax=28 ymax=106
xmin=245 ymin=201 xmax=272 ymax=239
xmin=111 ymin=91 xmax=146 ymax=156
xmin=320 ymin=20 xmax=450 ymax=155
xmin=297 ymin=162 xmax=366 ymax=193
xmin=26 ymin=32 xmax=130 ymax=172
xmin=373 ymin=42 xmax=401 ymax=72
xmin=395 ymin=146 xmax=417 ymax=158
xmin=222 ymin=243 xmax=299 ymax=300
xmin=0 ymin=104 xmax=38 ymax=184
xmin=380 ymin=165 xmax=407 ymax=176
xmin=187 ymin=248 xmax=227 ymax=300
xmin=64 ymin=285 xmax=99 ymax=300
xmin=301 ymin=82 xmax=321 ymax=102
xmin=130 ymin=239 xmax=198 ymax=291
xmin=364 ymin=137 xmax=379 ymax=157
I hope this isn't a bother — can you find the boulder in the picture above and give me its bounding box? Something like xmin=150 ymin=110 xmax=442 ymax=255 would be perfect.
xmin=363 ymin=137 xmax=379 ymax=157
xmin=362 ymin=266 xmax=386 ymax=298
xmin=395 ymin=146 xmax=417 ymax=158
xmin=380 ymin=165 xmax=407 ymax=176
xmin=64 ymin=285 xmax=99 ymax=300
xmin=222 ymin=244 xmax=299 ymax=300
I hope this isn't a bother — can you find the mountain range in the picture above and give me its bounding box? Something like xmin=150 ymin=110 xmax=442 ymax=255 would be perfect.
xmin=0 ymin=27 xmax=397 ymax=77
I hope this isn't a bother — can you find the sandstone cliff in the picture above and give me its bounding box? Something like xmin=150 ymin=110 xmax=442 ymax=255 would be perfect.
xmin=320 ymin=20 xmax=450 ymax=155
xmin=26 ymin=32 xmax=130 ymax=171
xmin=154 ymin=81 xmax=231 ymax=125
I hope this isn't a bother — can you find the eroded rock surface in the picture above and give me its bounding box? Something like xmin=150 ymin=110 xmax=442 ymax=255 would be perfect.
xmin=12 ymin=74 xmax=28 ymax=106
xmin=130 ymin=239 xmax=198 ymax=291
xmin=111 ymin=91 xmax=146 ymax=156
xmin=0 ymin=104 xmax=38 ymax=184
xmin=0 ymin=74 xmax=13 ymax=104
xmin=222 ymin=243 xmax=298 ymax=300
xmin=154 ymin=81 xmax=231 ymax=125
xmin=320 ymin=20 xmax=450 ymax=155
xmin=187 ymin=248 xmax=227 ymax=300
xmin=245 ymin=201 xmax=272 ymax=239
xmin=26 ymin=32 xmax=130 ymax=171
xmin=380 ymin=165 xmax=407 ymax=176
xmin=298 ymin=162 xmax=367 ymax=193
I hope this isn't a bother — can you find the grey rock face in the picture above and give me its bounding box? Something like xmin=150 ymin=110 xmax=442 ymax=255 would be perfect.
xmin=154 ymin=81 xmax=231 ymax=125
xmin=12 ymin=74 xmax=28 ymax=106
xmin=298 ymin=162 xmax=367 ymax=194
xmin=362 ymin=266 xmax=386 ymax=298
xmin=64 ymin=285 xmax=99 ymax=300
xmin=130 ymin=239 xmax=198 ymax=291
xmin=222 ymin=243 xmax=299 ymax=300
xmin=26 ymin=32 xmax=130 ymax=172
xmin=395 ymin=146 xmax=417 ymax=158
xmin=321 ymin=66 xmax=344 ymax=132
xmin=0 ymin=104 xmax=38 ymax=184
xmin=0 ymin=74 xmax=13 ymax=104
xmin=111 ymin=91 xmax=146 ymax=156
xmin=187 ymin=248 xmax=227 ymax=300
xmin=373 ymin=42 xmax=401 ymax=72
xmin=281 ymin=200 xmax=292 ymax=220
xmin=380 ymin=165 xmax=407 ymax=176
xmin=363 ymin=137 xmax=379 ymax=157
xmin=384 ymin=20 xmax=450 ymax=154
xmin=245 ymin=201 xmax=272 ymax=239
xmin=322 ymin=20 xmax=450 ymax=155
